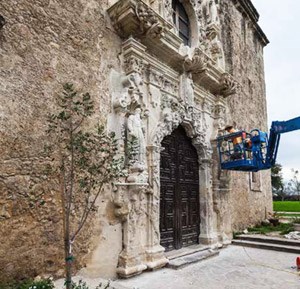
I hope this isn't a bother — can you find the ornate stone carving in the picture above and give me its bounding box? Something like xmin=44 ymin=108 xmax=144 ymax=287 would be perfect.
xmin=203 ymin=0 xmax=220 ymax=26
xmin=127 ymin=107 xmax=147 ymax=173
xmin=108 ymin=0 xmax=169 ymax=40
xmin=209 ymin=33 xmax=225 ymax=69
xmin=136 ymin=2 xmax=165 ymax=38
xmin=110 ymin=70 xmax=132 ymax=112
xmin=200 ymin=0 xmax=225 ymax=70
xmin=146 ymin=65 xmax=179 ymax=95
xmin=220 ymin=73 xmax=240 ymax=97
xmin=147 ymin=68 xmax=164 ymax=88
xmin=182 ymin=73 xmax=195 ymax=107
xmin=113 ymin=183 xmax=149 ymax=277
xmin=202 ymin=100 xmax=214 ymax=115
xmin=163 ymin=0 xmax=173 ymax=24
xmin=213 ymin=101 xmax=226 ymax=132
xmin=184 ymin=47 xmax=211 ymax=73
xmin=153 ymin=98 xmax=211 ymax=161
xmin=108 ymin=33 xmax=224 ymax=278
xmin=214 ymin=102 xmax=226 ymax=118
xmin=162 ymin=78 xmax=178 ymax=95
xmin=124 ymin=55 xmax=145 ymax=75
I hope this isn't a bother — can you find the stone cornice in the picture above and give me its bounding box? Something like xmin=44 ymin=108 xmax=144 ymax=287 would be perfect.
xmin=236 ymin=0 xmax=260 ymax=23
xmin=231 ymin=0 xmax=269 ymax=46
xmin=107 ymin=0 xmax=184 ymax=70
xmin=122 ymin=37 xmax=238 ymax=98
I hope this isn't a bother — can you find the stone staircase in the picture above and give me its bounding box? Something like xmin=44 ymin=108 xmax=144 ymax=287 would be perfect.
xmin=165 ymin=245 xmax=219 ymax=270
xmin=232 ymin=234 xmax=300 ymax=254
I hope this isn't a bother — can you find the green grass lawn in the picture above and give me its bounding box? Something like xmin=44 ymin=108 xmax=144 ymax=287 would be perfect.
xmin=247 ymin=223 xmax=293 ymax=235
xmin=273 ymin=201 xmax=300 ymax=212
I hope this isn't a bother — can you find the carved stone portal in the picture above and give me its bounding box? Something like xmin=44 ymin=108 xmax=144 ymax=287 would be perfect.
xmin=107 ymin=12 xmax=230 ymax=278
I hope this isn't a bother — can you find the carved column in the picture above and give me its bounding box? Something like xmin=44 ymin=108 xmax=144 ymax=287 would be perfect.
xmin=114 ymin=183 xmax=149 ymax=277
xmin=145 ymin=145 xmax=168 ymax=269
xmin=198 ymin=159 xmax=218 ymax=245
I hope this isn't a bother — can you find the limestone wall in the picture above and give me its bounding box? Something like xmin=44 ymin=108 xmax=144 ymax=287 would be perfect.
xmin=0 ymin=0 xmax=122 ymax=281
xmin=220 ymin=1 xmax=272 ymax=231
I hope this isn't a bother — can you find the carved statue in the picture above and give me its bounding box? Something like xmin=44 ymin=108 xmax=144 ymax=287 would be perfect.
xmin=127 ymin=107 xmax=146 ymax=170
xmin=204 ymin=0 xmax=220 ymax=26
xmin=210 ymin=36 xmax=225 ymax=70
xmin=184 ymin=73 xmax=195 ymax=107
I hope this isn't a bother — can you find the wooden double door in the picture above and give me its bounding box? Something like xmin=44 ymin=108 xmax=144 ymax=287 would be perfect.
xmin=159 ymin=126 xmax=200 ymax=251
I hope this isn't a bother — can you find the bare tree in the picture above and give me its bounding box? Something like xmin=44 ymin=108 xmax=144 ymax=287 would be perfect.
xmin=288 ymin=169 xmax=300 ymax=201
xmin=274 ymin=182 xmax=293 ymax=201
xmin=47 ymin=83 xmax=123 ymax=288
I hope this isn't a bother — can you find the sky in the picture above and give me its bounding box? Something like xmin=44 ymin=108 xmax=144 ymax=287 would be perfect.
xmin=251 ymin=0 xmax=300 ymax=181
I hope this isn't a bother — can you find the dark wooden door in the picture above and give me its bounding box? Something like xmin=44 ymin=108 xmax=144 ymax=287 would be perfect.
xmin=160 ymin=126 xmax=200 ymax=251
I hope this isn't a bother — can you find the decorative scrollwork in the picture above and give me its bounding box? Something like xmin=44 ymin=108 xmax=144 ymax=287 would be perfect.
xmin=136 ymin=3 xmax=165 ymax=38
xmin=184 ymin=48 xmax=211 ymax=73
xmin=220 ymin=73 xmax=240 ymax=97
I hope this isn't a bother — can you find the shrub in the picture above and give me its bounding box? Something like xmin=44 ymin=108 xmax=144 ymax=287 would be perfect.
xmin=0 ymin=278 xmax=54 ymax=289
xmin=70 ymin=280 xmax=113 ymax=289
xmin=292 ymin=217 xmax=300 ymax=224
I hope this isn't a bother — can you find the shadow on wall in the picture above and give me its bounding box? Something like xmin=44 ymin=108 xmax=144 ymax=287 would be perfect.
xmin=0 ymin=15 xmax=5 ymax=29
xmin=0 ymin=15 xmax=6 ymax=47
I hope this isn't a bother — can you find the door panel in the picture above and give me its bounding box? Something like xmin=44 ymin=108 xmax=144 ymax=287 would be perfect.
xmin=160 ymin=126 xmax=200 ymax=251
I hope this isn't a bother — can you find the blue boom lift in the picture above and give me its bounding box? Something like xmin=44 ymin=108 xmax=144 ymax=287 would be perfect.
xmin=216 ymin=116 xmax=300 ymax=172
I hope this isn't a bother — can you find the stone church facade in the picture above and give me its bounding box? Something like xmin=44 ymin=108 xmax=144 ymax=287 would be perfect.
xmin=0 ymin=0 xmax=272 ymax=281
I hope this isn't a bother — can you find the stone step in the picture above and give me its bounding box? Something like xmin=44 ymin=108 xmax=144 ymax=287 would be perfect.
xmin=167 ymin=249 xmax=219 ymax=270
xmin=276 ymin=211 xmax=300 ymax=215
xmin=165 ymin=245 xmax=211 ymax=260
xmin=232 ymin=240 xmax=300 ymax=254
xmin=236 ymin=234 xmax=300 ymax=247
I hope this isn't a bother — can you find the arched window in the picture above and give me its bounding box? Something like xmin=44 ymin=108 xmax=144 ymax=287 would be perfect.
xmin=172 ymin=0 xmax=190 ymax=46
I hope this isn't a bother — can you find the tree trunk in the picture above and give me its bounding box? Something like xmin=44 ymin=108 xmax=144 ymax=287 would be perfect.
xmin=65 ymin=238 xmax=73 ymax=289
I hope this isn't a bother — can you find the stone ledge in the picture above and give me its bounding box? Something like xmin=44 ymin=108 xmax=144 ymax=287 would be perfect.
xmin=232 ymin=240 xmax=300 ymax=254
xmin=167 ymin=249 xmax=219 ymax=270
xmin=107 ymin=0 xmax=183 ymax=71
xmin=236 ymin=234 xmax=300 ymax=247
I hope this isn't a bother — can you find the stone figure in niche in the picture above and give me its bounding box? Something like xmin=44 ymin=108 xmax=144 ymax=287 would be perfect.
xmin=204 ymin=0 xmax=220 ymax=26
xmin=127 ymin=107 xmax=146 ymax=171
xmin=210 ymin=36 xmax=225 ymax=70
xmin=184 ymin=73 xmax=195 ymax=107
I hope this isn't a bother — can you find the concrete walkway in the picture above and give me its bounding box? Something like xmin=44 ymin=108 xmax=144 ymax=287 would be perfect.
xmin=55 ymin=246 xmax=299 ymax=289
xmin=115 ymin=246 xmax=299 ymax=289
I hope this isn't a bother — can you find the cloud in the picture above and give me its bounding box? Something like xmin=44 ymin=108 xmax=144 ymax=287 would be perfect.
xmin=251 ymin=0 xmax=300 ymax=179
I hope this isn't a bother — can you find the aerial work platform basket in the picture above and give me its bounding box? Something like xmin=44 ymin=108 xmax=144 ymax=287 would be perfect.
xmin=217 ymin=116 xmax=300 ymax=172
xmin=217 ymin=129 xmax=269 ymax=172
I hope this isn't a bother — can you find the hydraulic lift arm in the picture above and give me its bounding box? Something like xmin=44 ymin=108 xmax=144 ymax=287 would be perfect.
xmin=267 ymin=116 xmax=300 ymax=167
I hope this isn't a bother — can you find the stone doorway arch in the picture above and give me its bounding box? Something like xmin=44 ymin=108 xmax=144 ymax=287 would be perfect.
xmin=148 ymin=112 xmax=218 ymax=252
xmin=160 ymin=125 xmax=200 ymax=251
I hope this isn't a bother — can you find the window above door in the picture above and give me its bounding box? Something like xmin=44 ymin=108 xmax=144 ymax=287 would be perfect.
xmin=172 ymin=0 xmax=190 ymax=46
